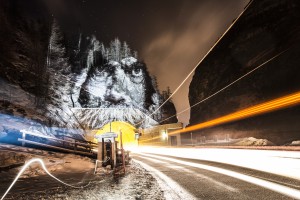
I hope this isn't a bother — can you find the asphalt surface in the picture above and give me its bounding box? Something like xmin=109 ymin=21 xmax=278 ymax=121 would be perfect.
xmin=132 ymin=152 xmax=300 ymax=200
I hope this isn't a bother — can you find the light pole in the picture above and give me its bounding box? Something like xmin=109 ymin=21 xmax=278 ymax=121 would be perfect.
xmin=162 ymin=129 xmax=168 ymax=146
xmin=190 ymin=132 xmax=193 ymax=146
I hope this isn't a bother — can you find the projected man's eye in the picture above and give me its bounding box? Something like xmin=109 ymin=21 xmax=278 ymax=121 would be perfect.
xmin=132 ymin=68 xmax=142 ymax=76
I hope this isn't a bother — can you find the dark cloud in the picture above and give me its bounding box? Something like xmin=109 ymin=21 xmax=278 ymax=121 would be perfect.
xmin=141 ymin=0 xmax=249 ymax=124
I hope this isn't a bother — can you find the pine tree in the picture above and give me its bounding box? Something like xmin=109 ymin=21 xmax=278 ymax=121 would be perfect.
xmin=46 ymin=19 xmax=73 ymax=127
xmin=134 ymin=51 xmax=138 ymax=59
xmin=161 ymin=86 xmax=172 ymax=102
xmin=108 ymin=38 xmax=121 ymax=61
xmin=114 ymin=38 xmax=121 ymax=61
xmin=48 ymin=20 xmax=70 ymax=73
xmin=122 ymin=41 xmax=131 ymax=59
xmin=100 ymin=43 xmax=105 ymax=57
xmin=166 ymin=86 xmax=172 ymax=100
xmin=88 ymin=36 xmax=104 ymax=67
xmin=160 ymin=86 xmax=177 ymax=124
xmin=151 ymin=76 xmax=159 ymax=92
xmin=98 ymin=39 xmax=137 ymax=62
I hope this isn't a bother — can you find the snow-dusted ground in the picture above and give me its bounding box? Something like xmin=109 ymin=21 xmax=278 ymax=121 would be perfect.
xmin=0 ymin=144 xmax=164 ymax=200
xmin=50 ymin=162 xmax=164 ymax=200
xmin=288 ymin=140 xmax=300 ymax=146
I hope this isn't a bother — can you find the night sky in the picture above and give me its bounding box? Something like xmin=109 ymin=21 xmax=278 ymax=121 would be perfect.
xmin=44 ymin=0 xmax=249 ymax=125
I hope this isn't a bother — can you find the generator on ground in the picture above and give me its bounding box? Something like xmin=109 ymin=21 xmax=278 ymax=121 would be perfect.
xmin=94 ymin=131 xmax=130 ymax=175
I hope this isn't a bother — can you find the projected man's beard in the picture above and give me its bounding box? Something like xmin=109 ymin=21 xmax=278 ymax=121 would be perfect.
xmin=73 ymin=107 xmax=158 ymax=128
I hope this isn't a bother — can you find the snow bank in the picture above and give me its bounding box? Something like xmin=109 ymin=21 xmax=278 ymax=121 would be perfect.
xmin=287 ymin=140 xmax=300 ymax=146
xmin=234 ymin=137 xmax=275 ymax=146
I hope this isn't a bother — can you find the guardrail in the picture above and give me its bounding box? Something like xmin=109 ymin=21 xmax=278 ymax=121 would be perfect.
xmin=18 ymin=130 xmax=97 ymax=157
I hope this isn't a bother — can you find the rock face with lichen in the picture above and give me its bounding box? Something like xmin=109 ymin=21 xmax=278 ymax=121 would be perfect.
xmin=188 ymin=0 xmax=300 ymax=145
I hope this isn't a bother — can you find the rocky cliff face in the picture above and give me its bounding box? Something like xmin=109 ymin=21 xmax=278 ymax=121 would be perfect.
xmin=0 ymin=0 xmax=56 ymax=138
xmin=188 ymin=0 xmax=300 ymax=144
xmin=0 ymin=0 xmax=50 ymax=102
xmin=0 ymin=0 xmax=176 ymax=138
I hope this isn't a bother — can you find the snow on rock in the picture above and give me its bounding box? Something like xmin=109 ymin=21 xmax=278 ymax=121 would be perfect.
xmin=1 ymin=18 xmax=172 ymax=140
xmin=108 ymin=60 xmax=121 ymax=66
xmin=121 ymin=57 xmax=137 ymax=66
xmin=71 ymin=37 xmax=164 ymax=128
xmin=77 ymin=41 xmax=161 ymax=128
xmin=71 ymin=70 xmax=88 ymax=108
xmin=234 ymin=137 xmax=275 ymax=146
xmin=287 ymin=140 xmax=300 ymax=146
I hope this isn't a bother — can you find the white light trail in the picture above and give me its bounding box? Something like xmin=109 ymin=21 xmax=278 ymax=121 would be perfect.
xmin=137 ymin=155 xmax=168 ymax=164
xmin=1 ymin=158 xmax=91 ymax=200
xmin=137 ymin=155 xmax=238 ymax=192
xmin=136 ymin=147 xmax=300 ymax=180
xmin=178 ymin=166 xmax=238 ymax=193
xmin=134 ymin=159 xmax=197 ymax=200
xmin=136 ymin=153 xmax=300 ymax=199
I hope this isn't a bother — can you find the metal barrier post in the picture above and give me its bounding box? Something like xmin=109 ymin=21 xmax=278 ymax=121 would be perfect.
xmin=22 ymin=131 xmax=25 ymax=147
xmin=120 ymin=131 xmax=126 ymax=173
xmin=97 ymin=141 xmax=103 ymax=162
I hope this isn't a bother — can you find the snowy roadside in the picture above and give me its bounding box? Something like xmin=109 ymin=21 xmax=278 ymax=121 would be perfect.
xmin=0 ymin=144 xmax=164 ymax=200
xmin=48 ymin=162 xmax=164 ymax=200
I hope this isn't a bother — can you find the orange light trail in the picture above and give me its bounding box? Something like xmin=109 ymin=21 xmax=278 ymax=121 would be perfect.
xmin=140 ymin=91 xmax=300 ymax=143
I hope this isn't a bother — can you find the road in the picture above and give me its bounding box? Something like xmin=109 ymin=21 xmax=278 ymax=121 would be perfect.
xmin=131 ymin=147 xmax=300 ymax=200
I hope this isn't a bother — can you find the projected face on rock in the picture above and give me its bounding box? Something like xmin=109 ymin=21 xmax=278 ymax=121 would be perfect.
xmin=76 ymin=57 xmax=159 ymax=128
xmin=79 ymin=57 xmax=150 ymax=110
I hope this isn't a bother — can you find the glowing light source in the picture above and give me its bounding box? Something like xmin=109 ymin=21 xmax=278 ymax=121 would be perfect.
xmin=162 ymin=130 xmax=168 ymax=140
xmin=93 ymin=121 xmax=137 ymax=148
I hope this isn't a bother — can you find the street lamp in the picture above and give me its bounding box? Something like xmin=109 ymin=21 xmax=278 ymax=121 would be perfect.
xmin=162 ymin=130 xmax=168 ymax=140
